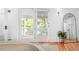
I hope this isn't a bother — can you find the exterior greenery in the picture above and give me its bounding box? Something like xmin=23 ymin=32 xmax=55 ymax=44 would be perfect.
xmin=21 ymin=18 xmax=33 ymax=36
xmin=37 ymin=18 xmax=48 ymax=36
xmin=21 ymin=18 xmax=48 ymax=36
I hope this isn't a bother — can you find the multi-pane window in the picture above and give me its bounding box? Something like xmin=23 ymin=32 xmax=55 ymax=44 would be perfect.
xmin=21 ymin=9 xmax=48 ymax=39
xmin=36 ymin=11 xmax=48 ymax=36
xmin=37 ymin=18 xmax=48 ymax=36
xmin=21 ymin=17 xmax=33 ymax=37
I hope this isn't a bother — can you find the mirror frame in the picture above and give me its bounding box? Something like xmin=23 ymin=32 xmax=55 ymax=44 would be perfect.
xmin=63 ymin=13 xmax=77 ymax=42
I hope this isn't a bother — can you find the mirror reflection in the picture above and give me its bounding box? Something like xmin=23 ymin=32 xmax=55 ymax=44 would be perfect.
xmin=63 ymin=13 xmax=77 ymax=42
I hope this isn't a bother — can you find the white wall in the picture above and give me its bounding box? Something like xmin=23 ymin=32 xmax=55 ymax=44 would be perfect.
xmin=48 ymin=8 xmax=79 ymax=42
xmin=0 ymin=9 xmax=5 ymax=41
xmin=7 ymin=8 xmax=19 ymax=41
xmin=48 ymin=8 xmax=62 ymax=42
xmin=0 ymin=8 xmax=79 ymax=42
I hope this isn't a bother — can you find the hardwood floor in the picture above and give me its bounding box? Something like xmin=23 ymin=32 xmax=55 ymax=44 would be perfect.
xmin=0 ymin=41 xmax=78 ymax=51
xmin=64 ymin=39 xmax=76 ymax=43
xmin=32 ymin=42 xmax=79 ymax=51
xmin=58 ymin=43 xmax=65 ymax=51
xmin=64 ymin=43 xmax=79 ymax=51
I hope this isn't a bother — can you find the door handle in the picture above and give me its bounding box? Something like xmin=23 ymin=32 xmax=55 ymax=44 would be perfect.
xmin=5 ymin=25 xmax=7 ymax=30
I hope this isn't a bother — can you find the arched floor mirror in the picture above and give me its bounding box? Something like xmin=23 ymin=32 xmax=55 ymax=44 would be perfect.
xmin=63 ymin=13 xmax=77 ymax=43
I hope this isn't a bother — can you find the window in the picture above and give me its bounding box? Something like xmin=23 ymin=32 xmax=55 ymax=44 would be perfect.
xmin=37 ymin=18 xmax=48 ymax=36
xmin=36 ymin=10 xmax=48 ymax=37
xmin=20 ymin=9 xmax=48 ymax=39
xmin=21 ymin=17 xmax=33 ymax=37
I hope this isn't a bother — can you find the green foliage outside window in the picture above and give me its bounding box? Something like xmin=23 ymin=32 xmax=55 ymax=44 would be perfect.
xmin=21 ymin=18 xmax=48 ymax=36
xmin=37 ymin=18 xmax=48 ymax=36
xmin=21 ymin=18 xmax=33 ymax=35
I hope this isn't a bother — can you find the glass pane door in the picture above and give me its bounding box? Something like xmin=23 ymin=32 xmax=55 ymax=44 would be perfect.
xmin=35 ymin=10 xmax=48 ymax=41
xmin=36 ymin=18 xmax=48 ymax=36
xmin=21 ymin=17 xmax=33 ymax=38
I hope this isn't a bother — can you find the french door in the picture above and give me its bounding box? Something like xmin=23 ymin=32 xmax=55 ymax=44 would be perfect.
xmin=35 ymin=11 xmax=48 ymax=42
xmin=20 ymin=8 xmax=49 ymax=42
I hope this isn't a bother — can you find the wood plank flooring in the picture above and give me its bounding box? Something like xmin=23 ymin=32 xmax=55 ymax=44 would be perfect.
xmin=32 ymin=42 xmax=79 ymax=51
xmin=0 ymin=41 xmax=78 ymax=51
